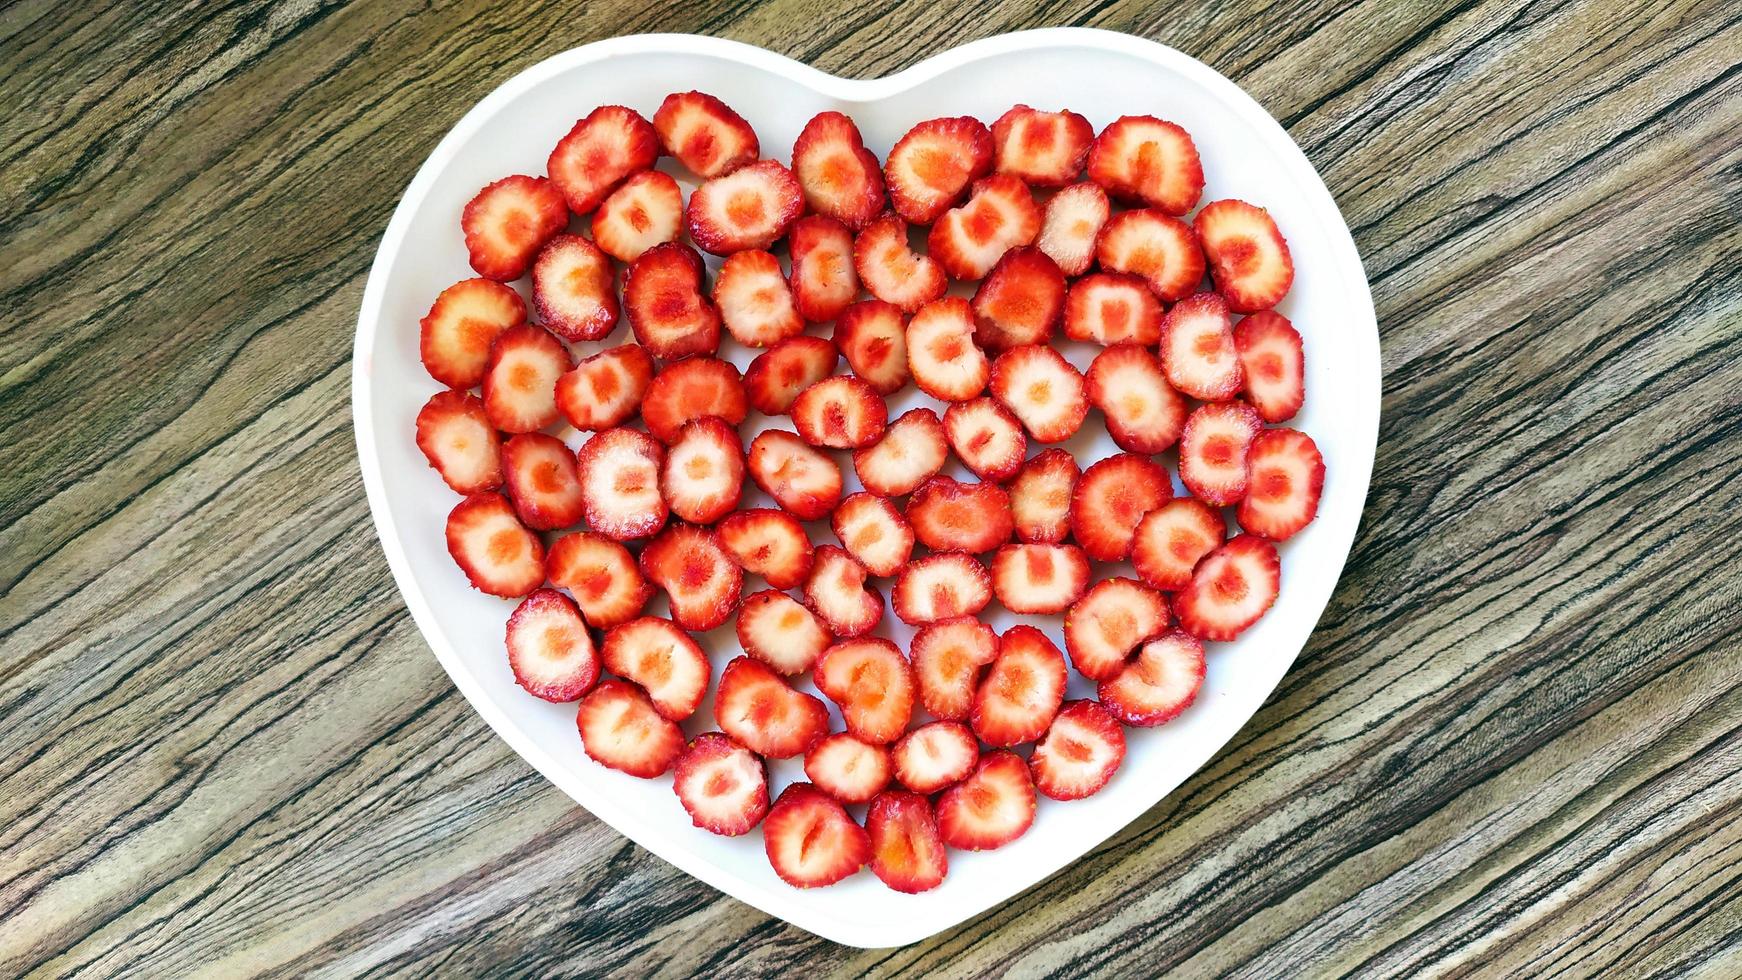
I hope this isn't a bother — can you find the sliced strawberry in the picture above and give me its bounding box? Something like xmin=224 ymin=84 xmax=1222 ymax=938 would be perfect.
xmin=602 ymin=616 xmax=709 ymax=720
xmin=989 ymin=344 xmax=1087 ymax=444
xmin=791 ymin=375 xmax=889 ymax=449
xmin=1086 ymin=115 xmax=1204 ymax=215
xmin=717 ymin=509 xmax=815 ymax=591
xmin=642 ymin=356 xmax=748 ymax=444
xmin=991 ymin=543 xmax=1089 ymax=615
xmin=1234 ymin=311 xmax=1306 ymax=422
xmin=1175 ymin=535 xmax=1280 ymax=641
xmin=660 ymin=417 xmax=745 ymax=525
xmin=577 ymin=679 xmax=684 ymax=778
xmin=713 ymin=249 xmax=803 ymax=348
xmin=805 ymin=733 xmax=893 ymax=804
xmin=970 ymin=247 xmax=1066 ymax=352
xmin=546 ymin=531 xmax=653 ymax=629
xmin=744 ymin=335 xmax=838 ymax=415
xmin=910 ymin=617 xmax=998 ymax=721
xmin=748 ymin=430 xmax=843 ymax=520
xmin=1069 ymin=454 xmax=1171 ymax=561
xmin=992 ymin=105 xmax=1093 ymax=187
xmin=1161 ymin=292 xmax=1244 ymax=401
xmin=943 ymin=397 xmax=1027 ymax=482
xmin=906 ymin=477 xmax=1013 ymax=554
xmin=802 ymin=545 xmax=882 ymax=637
xmin=505 ymin=588 xmax=599 ymax=702
xmin=736 ymin=588 xmax=831 ymax=674
xmin=834 ymin=300 xmax=909 ymax=395
xmin=927 ymin=174 xmax=1041 ymax=281
xmin=788 ymin=215 xmax=859 ymax=324
xmin=1063 ymin=577 xmax=1170 ymax=681
xmin=461 ymin=174 xmax=568 ymax=281
xmin=420 ymin=278 xmax=525 ymax=389
xmin=575 ymin=428 xmax=668 ymax=541
xmin=672 ymin=732 xmax=768 ymax=836
xmin=884 ymin=116 xmax=993 ymax=224
xmin=1008 ymin=448 xmax=1078 ymax=545
xmin=852 ymin=408 xmax=948 ymax=498
xmin=716 ymin=656 xmax=831 ymax=759
xmin=639 ymin=524 xmax=742 ymax=632
xmin=686 ymin=159 xmax=803 ymax=255
xmin=1195 ymin=199 xmax=1295 ymax=312
xmin=792 ymin=110 xmax=886 ymax=230
xmin=763 ymin=783 xmax=870 ymax=887
xmin=1179 ymin=401 xmax=1263 ymax=506
xmin=852 ymin=212 xmax=948 ymax=312
xmin=624 ymin=242 xmax=722 ymax=360
xmin=555 ymin=344 xmax=656 ymax=432
xmin=906 ymin=297 xmax=989 ymax=402
xmin=972 ymin=625 xmax=1066 ymax=747
xmin=892 ymin=719 xmax=980 ymax=792
xmin=892 ymin=552 xmax=992 ymax=625
xmin=1036 ymin=181 xmax=1110 ymax=276
xmin=866 ymin=791 xmax=948 ymax=894
xmin=936 ymin=751 xmax=1036 ymax=851
xmin=814 ymin=638 xmax=915 ymax=744
xmin=501 ymin=432 xmax=586 ymax=531
xmin=591 ymin=169 xmax=684 ymax=262
xmin=415 ymin=389 xmax=502 ymax=494
xmin=1237 ymin=428 xmax=1324 ymax=540
xmin=446 ymin=493 xmax=545 ymax=598
xmin=1029 ymin=700 xmax=1126 ymax=800
xmin=1064 ymin=272 xmax=1163 ymax=346
xmin=653 ymin=91 xmax=758 ymax=179
xmin=1098 ymin=631 xmax=1205 ymax=726
xmin=1095 ymin=209 xmax=1205 ymax=302
xmin=1086 ymin=343 xmax=1188 ymax=454
xmin=482 ymin=325 xmax=572 ymax=433
xmin=531 ymin=234 xmax=618 ymax=342
xmin=830 ymin=492 xmax=915 ymax=577
xmin=1131 ymin=498 xmax=1227 ymax=592
xmin=548 ymin=105 xmax=660 ymax=216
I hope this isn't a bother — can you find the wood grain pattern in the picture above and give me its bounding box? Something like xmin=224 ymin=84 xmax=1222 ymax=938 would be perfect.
xmin=3 ymin=0 xmax=1740 ymax=975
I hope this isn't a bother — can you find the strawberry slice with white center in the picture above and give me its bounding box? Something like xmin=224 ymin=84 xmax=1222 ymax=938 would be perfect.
xmin=992 ymin=105 xmax=1093 ymax=187
xmin=1030 ymin=700 xmax=1127 ymax=800
xmin=866 ymin=791 xmax=949 ymax=894
xmin=461 ymin=174 xmax=568 ymax=281
xmin=1063 ymin=577 xmax=1170 ymax=681
xmin=906 ymin=476 xmax=1013 ymax=554
xmin=717 ymin=509 xmax=815 ymax=591
xmin=672 ymin=732 xmax=768 ymax=836
xmin=531 ymin=233 xmax=619 ymax=342
xmin=1234 ymin=310 xmax=1306 ymax=422
xmin=624 ymin=242 xmax=722 ymax=360
xmin=910 ymin=617 xmax=999 ymax=721
xmin=943 ymin=397 xmax=1027 ymax=482
xmin=420 ymin=278 xmax=525 ymax=389
xmin=716 ymin=656 xmax=831 ymax=759
xmin=505 ymin=589 xmax=599 ymax=703
xmin=1098 ymin=631 xmax=1206 ymax=727
xmin=446 ymin=493 xmax=545 ymax=598
xmin=1174 ymin=535 xmax=1280 ymax=641
xmin=1195 ymin=198 xmax=1295 ymax=312
xmin=1008 ymin=448 xmax=1078 ymax=544
xmin=906 ymin=297 xmax=990 ymax=402
xmin=642 ymin=356 xmax=748 ymax=444
xmin=601 ymin=616 xmax=710 ymax=721
xmin=548 ymin=105 xmax=659 ymax=216
xmin=1036 ymin=181 xmax=1111 ymax=276
xmin=638 ymin=523 xmax=742 ymax=632
xmin=971 ymin=247 xmax=1066 ymax=352
xmin=927 ymin=174 xmax=1041 ymax=281
xmin=834 ymin=300 xmax=909 ymax=395
xmin=763 ymin=783 xmax=870 ymax=887
xmin=804 ymin=733 xmax=893 ymax=804
xmin=1161 ymin=292 xmax=1244 ymax=401
xmin=575 ymin=428 xmax=668 ymax=541
xmin=802 ymin=545 xmax=883 ymax=638
xmin=652 ymin=91 xmax=759 ymax=178
xmin=660 ymin=417 xmax=745 ymax=526
xmin=884 ymin=116 xmax=993 ymax=224
xmin=893 ymin=552 xmax=992 ymax=626
xmin=713 ymin=249 xmax=803 ymax=348
xmin=853 ymin=213 xmax=948 ymax=312
xmin=576 ymin=679 xmax=684 ymax=778
xmin=892 ymin=720 xmax=980 ymax=792
xmin=415 ymin=390 xmax=502 ymax=494
xmin=830 ymin=492 xmax=915 ymax=578
xmin=788 ymin=215 xmax=860 ymax=324
xmin=1238 ymin=428 xmax=1324 ymax=541
xmin=1178 ymin=401 xmax=1263 ymax=506
xmin=791 ymin=375 xmax=889 ymax=449
xmin=1064 ymin=272 xmax=1163 ymax=346
xmin=989 ymin=343 xmax=1088 ymax=443
xmin=853 ymin=408 xmax=948 ymax=498
xmin=792 ymin=110 xmax=886 ymax=230
xmin=972 ymin=625 xmax=1066 ymax=747
xmin=686 ymin=159 xmax=803 ymax=255
xmin=546 ymin=531 xmax=654 ymax=629
xmin=814 ymin=637 xmax=914 ymax=744
xmin=555 ymin=344 xmax=656 ymax=432
xmin=591 ymin=170 xmax=684 ymax=262
xmin=1086 ymin=115 xmax=1205 ymax=215
xmin=744 ymin=335 xmax=838 ymax=415
xmin=736 ymin=588 xmax=832 ymax=675
xmin=1069 ymin=453 xmax=1172 ymax=561
xmin=501 ymin=432 xmax=586 ymax=531
xmin=748 ymin=430 xmax=843 ymax=520
xmin=936 ymin=751 xmax=1037 ymax=851
xmin=1096 ymin=209 xmax=1206 ymax=302
xmin=991 ymin=543 xmax=1090 ymax=614
xmin=482 ymin=325 xmax=572 ymax=434
xmin=1131 ymin=498 xmax=1227 ymax=592
xmin=1086 ymin=343 xmax=1188 ymax=454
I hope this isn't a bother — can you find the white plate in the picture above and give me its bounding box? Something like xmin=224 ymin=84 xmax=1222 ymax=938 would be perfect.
xmin=352 ymin=28 xmax=1379 ymax=948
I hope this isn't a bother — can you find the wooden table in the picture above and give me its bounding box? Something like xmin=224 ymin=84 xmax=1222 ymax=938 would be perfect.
xmin=5 ymin=1 xmax=1739 ymax=976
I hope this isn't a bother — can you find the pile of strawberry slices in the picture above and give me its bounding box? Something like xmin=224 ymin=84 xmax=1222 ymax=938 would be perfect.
xmin=413 ymin=91 xmax=1324 ymax=894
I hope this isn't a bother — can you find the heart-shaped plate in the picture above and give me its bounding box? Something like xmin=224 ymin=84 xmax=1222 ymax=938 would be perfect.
xmin=352 ymin=28 xmax=1379 ymax=947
